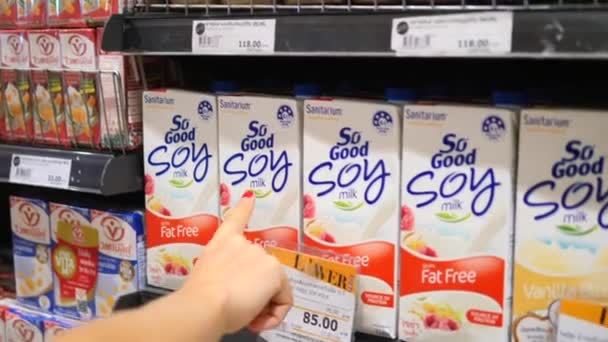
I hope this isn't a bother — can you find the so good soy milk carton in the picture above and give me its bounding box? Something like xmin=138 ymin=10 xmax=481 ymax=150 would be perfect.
xmin=92 ymin=209 xmax=144 ymax=317
xmin=218 ymin=95 xmax=301 ymax=248
xmin=303 ymin=98 xmax=400 ymax=338
xmin=399 ymin=103 xmax=517 ymax=342
xmin=512 ymin=109 xmax=608 ymax=342
xmin=10 ymin=196 xmax=53 ymax=313
xmin=143 ymin=89 xmax=219 ymax=290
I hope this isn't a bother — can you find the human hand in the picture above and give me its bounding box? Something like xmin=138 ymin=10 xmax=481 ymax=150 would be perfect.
xmin=177 ymin=191 xmax=293 ymax=334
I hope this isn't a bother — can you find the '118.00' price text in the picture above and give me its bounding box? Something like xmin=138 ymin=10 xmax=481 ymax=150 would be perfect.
xmin=238 ymin=40 xmax=263 ymax=49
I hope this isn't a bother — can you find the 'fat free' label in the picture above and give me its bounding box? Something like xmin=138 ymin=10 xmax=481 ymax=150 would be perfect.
xmin=400 ymin=105 xmax=516 ymax=342
xmin=513 ymin=109 xmax=608 ymax=342
xmin=303 ymin=99 xmax=399 ymax=338
xmin=218 ymin=96 xmax=301 ymax=248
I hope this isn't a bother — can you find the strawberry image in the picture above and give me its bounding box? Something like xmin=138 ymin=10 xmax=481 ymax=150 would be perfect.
xmin=420 ymin=245 xmax=438 ymax=258
xmin=303 ymin=194 xmax=316 ymax=219
xmin=159 ymin=207 xmax=171 ymax=216
xmin=144 ymin=174 xmax=154 ymax=195
xmin=220 ymin=183 xmax=231 ymax=206
xmin=400 ymin=204 xmax=415 ymax=231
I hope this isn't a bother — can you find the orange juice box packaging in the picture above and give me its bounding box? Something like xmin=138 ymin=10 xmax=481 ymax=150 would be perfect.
xmin=49 ymin=202 xmax=97 ymax=320
xmin=0 ymin=30 xmax=34 ymax=142
xmin=59 ymin=29 xmax=100 ymax=148
xmin=47 ymin=0 xmax=82 ymax=27
xmin=303 ymin=98 xmax=400 ymax=338
xmin=4 ymin=307 xmax=44 ymax=342
xmin=10 ymin=196 xmax=54 ymax=314
xmin=16 ymin=0 xmax=46 ymax=28
xmin=0 ymin=0 xmax=17 ymax=28
xmin=82 ymin=0 xmax=120 ymax=24
xmin=218 ymin=95 xmax=301 ymax=249
xmin=399 ymin=104 xmax=517 ymax=342
xmin=143 ymin=89 xmax=219 ymax=291
xmin=96 ymin=27 xmax=143 ymax=150
xmin=28 ymin=29 xmax=67 ymax=146
xmin=91 ymin=209 xmax=144 ymax=318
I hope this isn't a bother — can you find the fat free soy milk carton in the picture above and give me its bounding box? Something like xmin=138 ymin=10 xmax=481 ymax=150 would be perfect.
xmin=513 ymin=109 xmax=608 ymax=342
xmin=92 ymin=209 xmax=144 ymax=317
xmin=399 ymin=104 xmax=516 ymax=342
xmin=303 ymin=98 xmax=399 ymax=338
xmin=10 ymin=196 xmax=53 ymax=313
xmin=218 ymin=95 xmax=300 ymax=248
xmin=143 ymin=89 xmax=219 ymax=290
xmin=49 ymin=203 xmax=97 ymax=320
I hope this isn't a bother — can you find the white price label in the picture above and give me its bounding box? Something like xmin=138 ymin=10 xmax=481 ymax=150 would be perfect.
xmin=9 ymin=154 xmax=72 ymax=189
xmin=391 ymin=12 xmax=513 ymax=56
xmin=260 ymin=248 xmax=357 ymax=342
xmin=192 ymin=19 xmax=276 ymax=54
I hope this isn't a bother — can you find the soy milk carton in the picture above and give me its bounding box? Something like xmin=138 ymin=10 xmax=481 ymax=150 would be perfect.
xmin=513 ymin=109 xmax=608 ymax=342
xmin=49 ymin=203 xmax=97 ymax=320
xmin=399 ymin=104 xmax=517 ymax=342
xmin=143 ymin=89 xmax=219 ymax=290
xmin=5 ymin=307 xmax=43 ymax=342
xmin=92 ymin=209 xmax=144 ymax=317
xmin=218 ymin=95 xmax=301 ymax=248
xmin=9 ymin=196 xmax=53 ymax=313
xmin=303 ymin=98 xmax=400 ymax=337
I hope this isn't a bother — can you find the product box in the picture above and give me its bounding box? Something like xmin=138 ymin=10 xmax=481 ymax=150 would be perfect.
xmin=0 ymin=0 xmax=45 ymax=28
xmin=143 ymin=89 xmax=219 ymax=290
xmin=0 ymin=30 xmax=33 ymax=142
xmin=47 ymin=0 xmax=81 ymax=27
xmin=91 ymin=209 xmax=144 ymax=317
xmin=96 ymin=27 xmax=143 ymax=150
xmin=28 ymin=29 xmax=68 ymax=146
xmin=302 ymin=98 xmax=400 ymax=337
xmin=59 ymin=29 xmax=99 ymax=148
xmin=9 ymin=196 xmax=54 ymax=313
xmin=218 ymin=95 xmax=301 ymax=248
xmin=43 ymin=316 xmax=79 ymax=340
xmin=0 ymin=299 xmax=17 ymax=342
xmin=49 ymin=203 xmax=96 ymax=320
xmin=512 ymin=109 xmax=608 ymax=342
xmin=5 ymin=307 xmax=44 ymax=342
xmin=399 ymin=104 xmax=517 ymax=342
xmin=81 ymin=0 xmax=120 ymax=24
xmin=555 ymin=299 xmax=608 ymax=342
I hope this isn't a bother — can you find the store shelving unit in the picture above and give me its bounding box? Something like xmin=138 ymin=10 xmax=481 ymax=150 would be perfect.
xmin=0 ymin=144 xmax=143 ymax=195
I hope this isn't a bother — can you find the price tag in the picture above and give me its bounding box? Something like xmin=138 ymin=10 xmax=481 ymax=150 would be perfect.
xmin=391 ymin=12 xmax=513 ymax=56
xmin=261 ymin=248 xmax=357 ymax=342
xmin=192 ymin=19 xmax=276 ymax=54
xmin=9 ymin=154 xmax=71 ymax=189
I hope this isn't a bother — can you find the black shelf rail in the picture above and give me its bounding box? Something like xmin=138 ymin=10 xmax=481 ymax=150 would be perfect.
xmin=0 ymin=144 xmax=143 ymax=195
xmin=102 ymin=10 xmax=608 ymax=57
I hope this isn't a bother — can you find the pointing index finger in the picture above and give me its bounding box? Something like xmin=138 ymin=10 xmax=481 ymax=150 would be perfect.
xmin=213 ymin=190 xmax=255 ymax=241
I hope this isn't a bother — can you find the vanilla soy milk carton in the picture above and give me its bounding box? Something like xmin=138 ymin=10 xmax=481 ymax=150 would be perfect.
xmin=9 ymin=196 xmax=53 ymax=313
xmin=92 ymin=209 xmax=144 ymax=317
xmin=218 ymin=95 xmax=301 ymax=248
xmin=512 ymin=109 xmax=608 ymax=342
xmin=5 ymin=307 xmax=44 ymax=342
xmin=49 ymin=203 xmax=97 ymax=320
xmin=303 ymin=98 xmax=400 ymax=337
xmin=143 ymin=89 xmax=219 ymax=290
xmin=399 ymin=104 xmax=516 ymax=342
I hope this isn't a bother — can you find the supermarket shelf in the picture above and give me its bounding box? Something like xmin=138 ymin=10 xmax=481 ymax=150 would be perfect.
xmin=0 ymin=144 xmax=143 ymax=195
xmin=102 ymin=10 xmax=608 ymax=57
xmin=115 ymin=287 xmax=397 ymax=341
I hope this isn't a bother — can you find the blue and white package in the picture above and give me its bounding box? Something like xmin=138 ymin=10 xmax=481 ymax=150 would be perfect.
xmin=5 ymin=306 xmax=44 ymax=342
xmin=92 ymin=209 xmax=145 ymax=318
xmin=10 ymin=196 xmax=54 ymax=313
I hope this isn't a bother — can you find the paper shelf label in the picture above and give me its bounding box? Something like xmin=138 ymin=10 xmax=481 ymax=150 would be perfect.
xmin=9 ymin=154 xmax=72 ymax=189
xmin=391 ymin=12 xmax=513 ymax=56
xmin=192 ymin=19 xmax=276 ymax=54
xmin=261 ymin=247 xmax=357 ymax=342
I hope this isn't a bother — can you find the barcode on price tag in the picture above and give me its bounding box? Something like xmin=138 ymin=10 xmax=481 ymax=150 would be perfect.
xmin=192 ymin=19 xmax=276 ymax=54
xmin=9 ymin=154 xmax=72 ymax=189
xmin=260 ymin=247 xmax=357 ymax=342
xmin=391 ymin=12 xmax=513 ymax=56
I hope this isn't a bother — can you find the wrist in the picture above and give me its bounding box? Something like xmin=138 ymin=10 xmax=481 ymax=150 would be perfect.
xmin=172 ymin=284 xmax=229 ymax=336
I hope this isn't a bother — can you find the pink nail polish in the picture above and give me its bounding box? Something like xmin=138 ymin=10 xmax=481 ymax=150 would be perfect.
xmin=242 ymin=190 xmax=254 ymax=198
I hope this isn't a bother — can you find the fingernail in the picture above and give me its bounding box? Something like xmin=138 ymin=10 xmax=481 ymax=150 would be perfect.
xmin=242 ymin=190 xmax=254 ymax=198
